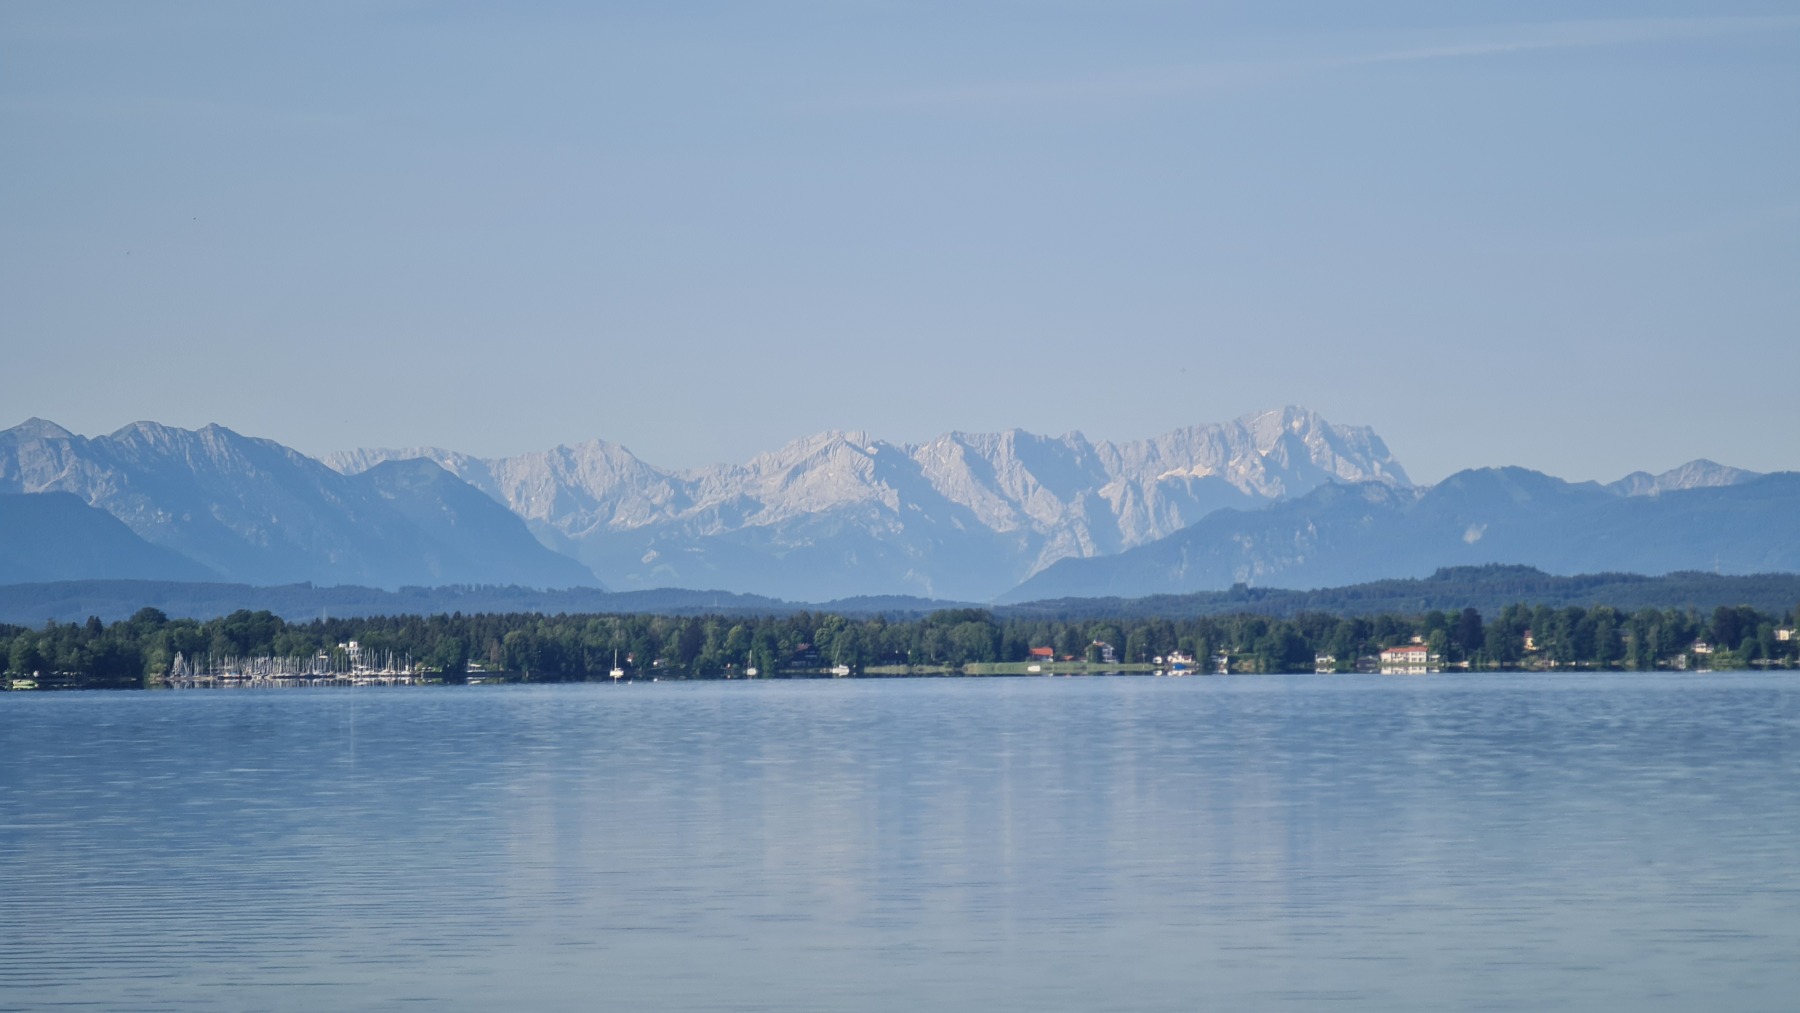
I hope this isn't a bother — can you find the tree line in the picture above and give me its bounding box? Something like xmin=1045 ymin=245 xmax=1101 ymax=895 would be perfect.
xmin=5 ymin=600 xmax=1798 ymax=689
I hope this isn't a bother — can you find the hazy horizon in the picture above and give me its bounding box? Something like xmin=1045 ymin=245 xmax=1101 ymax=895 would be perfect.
xmin=5 ymin=3 xmax=1795 ymax=485
xmin=0 ymin=407 xmax=1775 ymax=488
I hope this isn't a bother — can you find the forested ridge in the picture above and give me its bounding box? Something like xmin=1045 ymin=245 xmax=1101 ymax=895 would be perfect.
xmin=1008 ymin=566 xmax=1800 ymax=619
xmin=7 ymin=566 xmax=1800 ymax=627
xmin=6 ymin=597 xmax=1797 ymax=689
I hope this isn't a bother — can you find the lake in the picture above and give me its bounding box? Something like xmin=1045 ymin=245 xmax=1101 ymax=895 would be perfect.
xmin=3 ymin=673 xmax=1798 ymax=1011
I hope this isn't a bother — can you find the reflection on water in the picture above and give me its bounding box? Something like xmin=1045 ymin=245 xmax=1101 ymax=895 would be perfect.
xmin=3 ymin=674 xmax=1799 ymax=1011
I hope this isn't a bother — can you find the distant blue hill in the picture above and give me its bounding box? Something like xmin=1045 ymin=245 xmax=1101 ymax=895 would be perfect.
xmin=0 ymin=493 xmax=218 ymax=584
xmin=1000 ymin=469 xmax=1800 ymax=602
xmin=0 ymin=580 xmax=829 ymax=625
xmin=4 ymin=566 xmax=1796 ymax=626
xmin=0 ymin=420 xmax=599 ymax=589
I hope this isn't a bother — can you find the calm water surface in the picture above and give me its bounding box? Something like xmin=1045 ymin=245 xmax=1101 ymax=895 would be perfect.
xmin=3 ymin=673 xmax=1798 ymax=1012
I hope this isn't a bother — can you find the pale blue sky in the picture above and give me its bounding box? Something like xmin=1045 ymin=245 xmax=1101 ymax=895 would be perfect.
xmin=4 ymin=2 xmax=1796 ymax=482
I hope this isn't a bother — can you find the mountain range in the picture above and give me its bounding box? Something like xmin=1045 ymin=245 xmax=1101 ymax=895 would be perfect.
xmin=1001 ymin=465 xmax=1792 ymax=602
xmin=0 ymin=409 xmax=1790 ymax=602
xmin=324 ymin=406 xmax=1408 ymax=600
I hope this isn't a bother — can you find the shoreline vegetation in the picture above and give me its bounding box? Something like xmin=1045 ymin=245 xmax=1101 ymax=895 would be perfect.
xmin=5 ymin=598 xmax=1797 ymax=691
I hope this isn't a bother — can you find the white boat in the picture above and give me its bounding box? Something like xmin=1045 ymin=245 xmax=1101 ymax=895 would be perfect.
xmin=610 ymin=649 xmax=625 ymax=681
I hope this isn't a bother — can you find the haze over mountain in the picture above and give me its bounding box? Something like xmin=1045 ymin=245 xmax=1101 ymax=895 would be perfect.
xmin=326 ymin=406 xmax=1410 ymax=601
xmin=0 ymin=492 xmax=219 ymax=585
xmin=3 ymin=410 xmax=1789 ymax=603
xmin=0 ymin=419 xmax=597 ymax=590
xmin=1604 ymin=459 xmax=1759 ymax=497
xmin=1003 ymin=467 xmax=1800 ymax=602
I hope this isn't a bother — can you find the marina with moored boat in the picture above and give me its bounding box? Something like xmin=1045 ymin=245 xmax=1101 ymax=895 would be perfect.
xmin=162 ymin=640 xmax=422 ymax=688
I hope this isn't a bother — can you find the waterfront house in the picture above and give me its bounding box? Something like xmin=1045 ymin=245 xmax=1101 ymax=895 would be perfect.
xmin=1379 ymin=644 xmax=1432 ymax=674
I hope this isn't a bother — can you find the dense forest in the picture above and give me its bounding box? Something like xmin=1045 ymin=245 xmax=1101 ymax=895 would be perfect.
xmin=1008 ymin=567 xmax=1800 ymax=621
xmin=6 ymin=598 xmax=1798 ymax=689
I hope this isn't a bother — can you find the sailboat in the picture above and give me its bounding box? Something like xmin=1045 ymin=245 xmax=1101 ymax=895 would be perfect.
xmin=610 ymin=649 xmax=625 ymax=681
xmin=744 ymin=653 xmax=758 ymax=678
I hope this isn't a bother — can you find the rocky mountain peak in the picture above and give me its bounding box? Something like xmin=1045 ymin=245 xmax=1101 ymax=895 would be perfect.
xmin=107 ymin=419 xmax=186 ymax=443
xmin=325 ymin=445 xmax=466 ymax=476
xmin=8 ymin=418 xmax=75 ymax=441
xmin=1608 ymin=459 xmax=1759 ymax=497
xmin=749 ymin=429 xmax=886 ymax=468
xmin=312 ymin=408 xmax=1418 ymax=599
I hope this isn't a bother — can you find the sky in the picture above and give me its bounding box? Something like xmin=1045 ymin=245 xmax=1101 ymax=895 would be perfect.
xmin=3 ymin=1 xmax=1796 ymax=483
